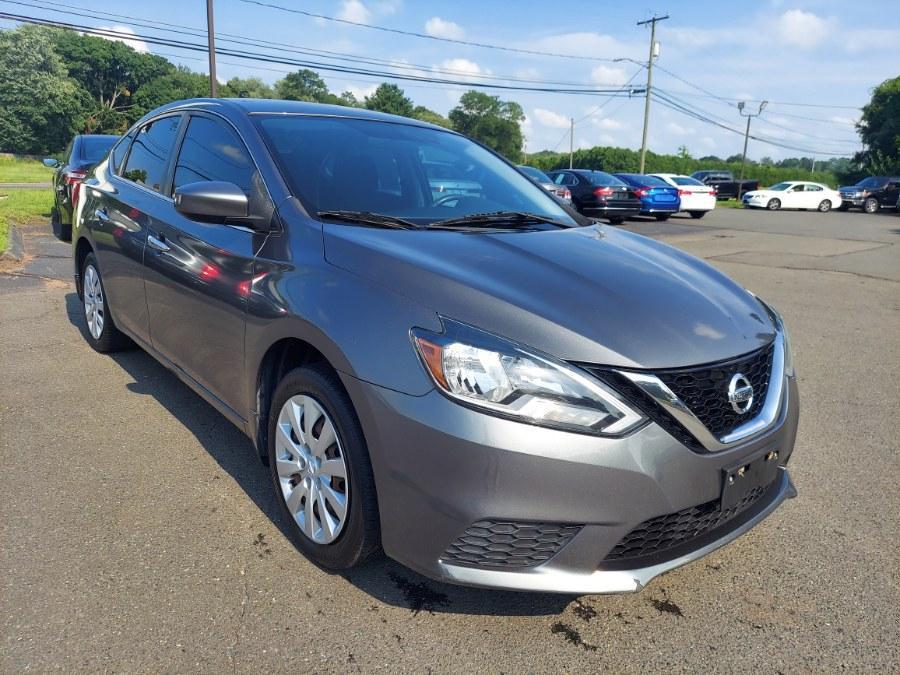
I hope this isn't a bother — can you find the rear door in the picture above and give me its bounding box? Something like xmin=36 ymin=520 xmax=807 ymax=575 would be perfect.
xmin=143 ymin=112 xmax=273 ymax=416
xmin=88 ymin=115 xmax=183 ymax=343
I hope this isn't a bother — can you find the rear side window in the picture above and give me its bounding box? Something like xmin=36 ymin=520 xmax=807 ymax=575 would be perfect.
xmin=109 ymin=132 xmax=134 ymax=173
xmin=122 ymin=116 xmax=181 ymax=193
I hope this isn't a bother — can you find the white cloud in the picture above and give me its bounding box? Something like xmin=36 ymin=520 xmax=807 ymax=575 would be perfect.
xmin=532 ymin=32 xmax=640 ymax=60
xmin=425 ymin=17 xmax=465 ymax=40
xmin=338 ymin=0 xmax=371 ymax=23
xmin=345 ymin=84 xmax=377 ymax=101
xmin=666 ymin=122 xmax=694 ymax=136
xmin=533 ymin=108 xmax=571 ymax=129
xmin=439 ymin=58 xmax=486 ymax=78
xmin=374 ymin=0 xmax=402 ymax=15
xmin=775 ymin=9 xmax=834 ymax=48
xmin=590 ymin=65 xmax=628 ymax=86
xmin=591 ymin=117 xmax=624 ymax=131
xmin=95 ymin=25 xmax=149 ymax=53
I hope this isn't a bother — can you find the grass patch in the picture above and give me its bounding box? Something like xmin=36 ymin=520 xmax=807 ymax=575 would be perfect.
xmin=717 ymin=199 xmax=744 ymax=209
xmin=0 ymin=156 xmax=55 ymax=183
xmin=0 ymin=188 xmax=53 ymax=252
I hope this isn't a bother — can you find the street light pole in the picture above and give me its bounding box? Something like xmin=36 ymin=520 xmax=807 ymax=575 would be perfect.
xmin=736 ymin=100 xmax=767 ymax=201
xmin=206 ymin=0 xmax=217 ymax=97
xmin=637 ymin=14 xmax=668 ymax=174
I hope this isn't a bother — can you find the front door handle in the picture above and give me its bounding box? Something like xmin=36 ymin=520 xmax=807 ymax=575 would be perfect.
xmin=147 ymin=234 xmax=171 ymax=253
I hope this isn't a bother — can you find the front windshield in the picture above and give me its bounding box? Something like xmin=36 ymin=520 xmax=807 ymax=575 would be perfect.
xmin=768 ymin=182 xmax=792 ymax=191
xmin=518 ymin=165 xmax=552 ymax=183
xmin=857 ymin=176 xmax=885 ymax=188
xmin=618 ymin=174 xmax=669 ymax=187
xmin=80 ymin=136 xmax=117 ymax=163
xmin=256 ymin=115 xmax=577 ymax=227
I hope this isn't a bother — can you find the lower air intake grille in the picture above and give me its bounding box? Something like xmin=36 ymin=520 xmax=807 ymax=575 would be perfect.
xmin=603 ymin=481 xmax=773 ymax=563
xmin=442 ymin=520 xmax=582 ymax=569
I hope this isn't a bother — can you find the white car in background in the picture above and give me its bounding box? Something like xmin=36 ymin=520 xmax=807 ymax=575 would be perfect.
xmin=741 ymin=181 xmax=843 ymax=212
xmin=649 ymin=173 xmax=716 ymax=219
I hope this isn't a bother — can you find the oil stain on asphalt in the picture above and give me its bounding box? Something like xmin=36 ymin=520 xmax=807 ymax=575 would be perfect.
xmin=550 ymin=622 xmax=599 ymax=652
xmin=389 ymin=573 xmax=450 ymax=615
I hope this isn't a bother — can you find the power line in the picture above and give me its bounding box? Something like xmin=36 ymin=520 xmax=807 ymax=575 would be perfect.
xmin=0 ymin=0 xmax=628 ymax=88
xmin=573 ymin=68 xmax=644 ymax=125
xmin=0 ymin=12 xmax=642 ymax=96
xmin=238 ymin=0 xmax=624 ymax=63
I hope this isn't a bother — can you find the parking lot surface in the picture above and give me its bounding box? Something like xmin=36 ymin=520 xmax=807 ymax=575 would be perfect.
xmin=2 ymin=208 xmax=898 ymax=672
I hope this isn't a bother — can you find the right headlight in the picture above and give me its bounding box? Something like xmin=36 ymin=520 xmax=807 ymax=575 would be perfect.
xmin=411 ymin=318 xmax=645 ymax=436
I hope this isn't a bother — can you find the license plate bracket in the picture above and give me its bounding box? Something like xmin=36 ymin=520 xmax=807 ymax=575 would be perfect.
xmin=720 ymin=448 xmax=781 ymax=512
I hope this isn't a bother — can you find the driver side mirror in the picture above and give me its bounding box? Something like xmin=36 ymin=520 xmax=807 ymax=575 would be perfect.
xmin=174 ymin=181 xmax=249 ymax=221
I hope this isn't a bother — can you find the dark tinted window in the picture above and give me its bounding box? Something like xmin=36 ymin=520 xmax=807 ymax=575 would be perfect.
xmin=122 ymin=116 xmax=181 ymax=193
xmin=79 ymin=136 xmax=117 ymax=163
xmin=109 ymin=132 xmax=133 ymax=173
xmin=580 ymin=171 xmax=626 ymax=187
xmin=857 ymin=176 xmax=886 ymax=189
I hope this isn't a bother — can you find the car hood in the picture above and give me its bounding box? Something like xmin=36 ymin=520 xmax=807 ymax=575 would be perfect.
xmin=323 ymin=224 xmax=775 ymax=369
xmin=839 ymin=185 xmax=866 ymax=192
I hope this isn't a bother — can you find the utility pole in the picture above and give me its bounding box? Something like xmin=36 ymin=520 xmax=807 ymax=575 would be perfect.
xmin=637 ymin=14 xmax=668 ymax=174
xmin=206 ymin=0 xmax=217 ymax=97
xmin=569 ymin=117 xmax=574 ymax=168
xmin=736 ymin=100 xmax=767 ymax=201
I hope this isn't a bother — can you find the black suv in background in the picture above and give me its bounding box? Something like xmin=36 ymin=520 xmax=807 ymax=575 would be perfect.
xmin=547 ymin=169 xmax=641 ymax=223
xmin=838 ymin=176 xmax=900 ymax=213
xmin=690 ymin=170 xmax=759 ymax=200
xmin=44 ymin=134 xmax=119 ymax=241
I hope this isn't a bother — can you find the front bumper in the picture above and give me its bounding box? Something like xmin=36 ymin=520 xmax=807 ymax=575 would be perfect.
xmin=840 ymin=196 xmax=864 ymax=206
xmin=341 ymin=373 xmax=799 ymax=594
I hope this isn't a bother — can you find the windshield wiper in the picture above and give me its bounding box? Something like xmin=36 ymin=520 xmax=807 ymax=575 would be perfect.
xmin=317 ymin=210 xmax=420 ymax=230
xmin=427 ymin=211 xmax=571 ymax=230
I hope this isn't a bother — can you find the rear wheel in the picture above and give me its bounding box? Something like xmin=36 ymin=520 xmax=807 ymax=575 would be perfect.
xmin=689 ymin=211 xmax=706 ymax=219
xmin=863 ymin=198 xmax=879 ymax=214
xmin=817 ymin=200 xmax=832 ymax=213
xmin=766 ymin=198 xmax=781 ymax=211
xmin=268 ymin=364 xmax=380 ymax=569
xmin=654 ymin=214 xmax=671 ymax=221
xmin=50 ymin=206 xmax=71 ymax=242
xmin=80 ymin=253 xmax=130 ymax=352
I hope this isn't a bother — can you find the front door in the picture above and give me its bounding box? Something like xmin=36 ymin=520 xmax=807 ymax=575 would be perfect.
xmin=143 ymin=113 xmax=274 ymax=416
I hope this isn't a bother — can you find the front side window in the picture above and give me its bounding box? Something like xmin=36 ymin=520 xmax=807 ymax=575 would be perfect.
xmin=256 ymin=115 xmax=576 ymax=226
xmin=122 ymin=116 xmax=181 ymax=193
xmin=110 ymin=131 xmax=134 ymax=174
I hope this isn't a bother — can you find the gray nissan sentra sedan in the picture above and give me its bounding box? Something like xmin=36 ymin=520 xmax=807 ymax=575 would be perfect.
xmin=72 ymin=99 xmax=798 ymax=594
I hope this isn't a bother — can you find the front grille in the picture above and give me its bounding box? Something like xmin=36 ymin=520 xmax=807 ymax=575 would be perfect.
xmin=442 ymin=520 xmax=582 ymax=569
xmin=657 ymin=342 xmax=774 ymax=439
xmin=602 ymin=478 xmax=776 ymax=564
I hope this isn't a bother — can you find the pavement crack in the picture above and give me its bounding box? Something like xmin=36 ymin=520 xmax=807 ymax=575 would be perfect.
xmin=228 ymin=571 xmax=250 ymax=674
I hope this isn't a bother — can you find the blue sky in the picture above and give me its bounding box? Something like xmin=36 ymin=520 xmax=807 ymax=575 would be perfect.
xmin=5 ymin=0 xmax=898 ymax=159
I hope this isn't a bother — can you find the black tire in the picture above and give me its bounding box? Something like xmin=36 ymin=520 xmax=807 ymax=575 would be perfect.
xmin=689 ymin=211 xmax=706 ymax=219
xmin=837 ymin=203 xmax=850 ymax=211
xmin=817 ymin=200 xmax=832 ymax=213
xmin=608 ymin=216 xmax=625 ymax=225
xmin=654 ymin=213 xmax=670 ymax=221
xmin=766 ymin=198 xmax=781 ymax=211
xmin=50 ymin=206 xmax=72 ymax=242
xmin=80 ymin=253 xmax=130 ymax=352
xmin=863 ymin=198 xmax=879 ymax=214
xmin=267 ymin=364 xmax=380 ymax=570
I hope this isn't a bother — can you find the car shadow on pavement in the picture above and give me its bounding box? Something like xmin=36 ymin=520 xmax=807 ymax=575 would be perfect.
xmin=64 ymin=293 xmax=571 ymax=617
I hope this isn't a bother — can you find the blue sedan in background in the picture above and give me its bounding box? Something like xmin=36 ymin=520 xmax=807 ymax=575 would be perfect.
xmin=613 ymin=173 xmax=681 ymax=221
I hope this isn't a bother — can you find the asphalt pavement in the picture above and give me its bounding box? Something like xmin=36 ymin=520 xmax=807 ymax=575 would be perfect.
xmin=1 ymin=207 xmax=898 ymax=672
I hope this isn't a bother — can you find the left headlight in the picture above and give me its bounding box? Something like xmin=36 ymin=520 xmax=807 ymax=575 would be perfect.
xmin=411 ymin=318 xmax=645 ymax=436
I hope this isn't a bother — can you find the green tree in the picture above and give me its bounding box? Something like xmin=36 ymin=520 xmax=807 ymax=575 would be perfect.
xmin=449 ymin=91 xmax=525 ymax=161
xmin=364 ymin=84 xmax=414 ymax=117
xmin=275 ymin=69 xmax=335 ymax=103
xmin=412 ymin=105 xmax=452 ymax=128
xmin=0 ymin=26 xmax=86 ymax=154
xmin=52 ymin=29 xmax=173 ymax=129
xmin=226 ymin=76 xmax=273 ymax=99
xmin=337 ymin=91 xmax=361 ymax=107
xmin=130 ymin=67 xmax=212 ymax=120
xmin=855 ymin=76 xmax=900 ymax=174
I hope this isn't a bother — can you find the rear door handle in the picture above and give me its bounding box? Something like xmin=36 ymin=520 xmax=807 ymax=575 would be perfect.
xmin=94 ymin=208 xmax=110 ymax=222
xmin=147 ymin=234 xmax=171 ymax=253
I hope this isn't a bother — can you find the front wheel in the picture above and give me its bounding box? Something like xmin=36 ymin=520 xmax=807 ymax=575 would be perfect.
xmin=689 ymin=211 xmax=706 ymax=219
xmin=817 ymin=200 xmax=832 ymax=213
xmin=654 ymin=214 xmax=670 ymax=221
xmin=81 ymin=253 xmax=130 ymax=352
xmin=766 ymin=198 xmax=781 ymax=211
xmin=268 ymin=364 xmax=380 ymax=570
xmin=863 ymin=198 xmax=879 ymax=214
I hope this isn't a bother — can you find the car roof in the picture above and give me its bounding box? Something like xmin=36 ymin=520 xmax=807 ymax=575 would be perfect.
xmin=76 ymin=134 xmax=119 ymax=140
xmin=144 ymin=98 xmax=448 ymax=131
